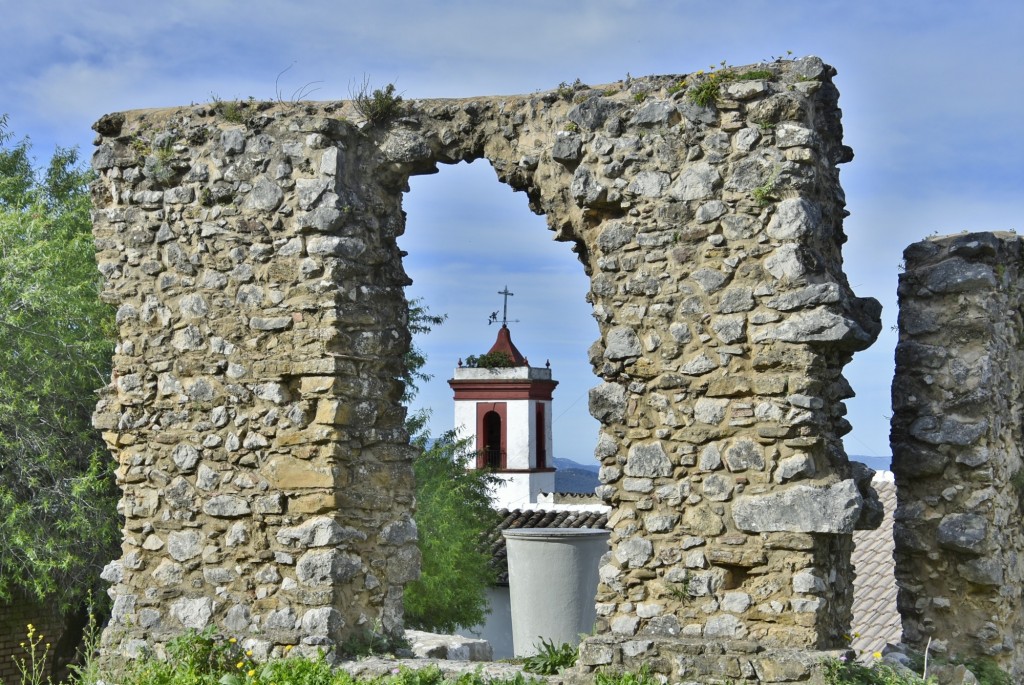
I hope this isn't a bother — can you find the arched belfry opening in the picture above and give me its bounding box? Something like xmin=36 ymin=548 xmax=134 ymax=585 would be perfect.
xmin=90 ymin=57 xmax=888 ymax=681
xmin=481 ymin=410 xmax=503 ymax=468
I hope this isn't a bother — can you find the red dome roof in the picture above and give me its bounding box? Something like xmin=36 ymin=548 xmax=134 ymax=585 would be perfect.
xmin=487 ymin=325 xmax=528 ymax=366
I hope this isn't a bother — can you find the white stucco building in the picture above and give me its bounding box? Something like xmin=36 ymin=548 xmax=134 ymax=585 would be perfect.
xmin=448 ymin=324 xmax=556 ymax=510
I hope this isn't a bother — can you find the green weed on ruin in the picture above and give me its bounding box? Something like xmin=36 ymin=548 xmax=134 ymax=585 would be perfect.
xmin=209 ymin=93 xmax=253 ymax=124
xmin=520 ymin=639 xmax=576 ymax=675
xmin=593 ymin=665 xmax=660 ymax=685
xmin=351 ymin=79 xmax=405 ymax=126
xmin=821 ymin=658 xmax=935 ymax=685
xmin=52 ymin=625 xmax=548 ymax=685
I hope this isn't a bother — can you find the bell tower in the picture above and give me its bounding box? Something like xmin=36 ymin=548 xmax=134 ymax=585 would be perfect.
xmin=448 ymin=289 xmax=557 ymax=509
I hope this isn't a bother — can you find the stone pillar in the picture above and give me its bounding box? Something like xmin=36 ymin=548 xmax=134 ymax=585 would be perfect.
xmin=891 ymin=231 xmax=1024 ymax=676
xmin=91 ymin=109 xmax=417 ymax=659
xmin=565 ymin=58 xmax=881 ymax=682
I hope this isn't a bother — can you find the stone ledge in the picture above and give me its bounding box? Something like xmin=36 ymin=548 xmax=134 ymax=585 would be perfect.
xmin=404 ymin=630 xmax=494 ymax=662
xmin=573 ymin=635 xmax=851 ymax=683
xmin=341 ymin=657 xmax=528 ymax=681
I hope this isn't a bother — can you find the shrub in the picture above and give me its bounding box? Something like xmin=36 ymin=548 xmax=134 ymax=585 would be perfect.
xmin=463 ymin=351 xmax=516 ymax=369
xmin=352 ymin=79 xmax=405 ymax=126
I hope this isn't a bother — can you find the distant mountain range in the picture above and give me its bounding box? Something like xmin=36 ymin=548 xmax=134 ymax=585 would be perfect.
xmin=551 ymin=455 xmax=892 ymax=496
xmin=553 ymin=457 xmax=600 ymax=494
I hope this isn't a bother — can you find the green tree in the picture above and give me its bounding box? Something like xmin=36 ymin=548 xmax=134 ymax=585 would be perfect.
xmin=402 ymin=301 xmax=498 ymax=633
xmin=404 ymin=428 xmax=498 ymax=633
xmin=0 ymin=116 xmax=118 ymax=608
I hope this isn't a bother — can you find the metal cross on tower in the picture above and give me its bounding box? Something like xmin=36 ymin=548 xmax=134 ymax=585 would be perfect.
xmin=488 ymin=286 xmax=520 ymax=326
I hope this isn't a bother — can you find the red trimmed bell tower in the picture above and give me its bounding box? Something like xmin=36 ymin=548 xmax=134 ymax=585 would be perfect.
xmin=449 ymin=309 xmax=558 ymax=509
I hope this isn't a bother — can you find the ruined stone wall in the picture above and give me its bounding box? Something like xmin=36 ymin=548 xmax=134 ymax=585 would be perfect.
xmin=891 ymin=232 xmax=1024 ymax=677
xmin=92 ymin=56 xmax=880 ymax=679
xmin=571 ymin=61 xmax=882 ymax=682
xmin=91 ymin=111 xmax=419 ymax=659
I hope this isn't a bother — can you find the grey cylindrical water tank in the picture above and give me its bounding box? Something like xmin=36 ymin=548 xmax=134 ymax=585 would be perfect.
xmin=502 ymin=528 xmax=610 ymax=657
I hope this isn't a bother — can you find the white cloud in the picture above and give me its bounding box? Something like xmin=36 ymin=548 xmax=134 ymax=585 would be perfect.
xmin=3 ymin=0 xmax=1021 ymax=463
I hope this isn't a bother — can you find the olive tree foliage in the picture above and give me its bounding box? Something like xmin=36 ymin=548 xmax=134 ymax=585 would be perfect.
xmin=0 ymin=116 xmax=119 ymax=607
xmin=402 ymin=301 xmax=499 ymax=633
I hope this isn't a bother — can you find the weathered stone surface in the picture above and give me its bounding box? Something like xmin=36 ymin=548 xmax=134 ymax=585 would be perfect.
xmin=691 ymin=268 xmax=728 ymax=293
xmin=170 ymin=597 xmax=215 ymax=630
xmin=92 ymin=60 xmax=881 ymax=675
xmin=755 ymin=306 xmax=877 ymax=350
xmin=775 ymin=453 xmax=815 ymax=482
xmin=923 ymin=257 xmax=996 ymax=294
xmin=589 ymin=382 xmax=626 ymax=423
xmin=551 ymin=132 xmax=582 ymax=164
xmin=668 ymin=162 xmax=719 ymax=201
xmin=732 ymin=480 xmax=862 ymax=533
xmin=242 ymin=178 xmax=283 ymax=212
xmin=704 ymin=614 xmax=746 ymax=638
xmin=203 ymin=495 xmax=250 ymax=518
xmin=893 ymin=233 xmax=1024 ymax=676
xmin=615 ymin=536 xmax=653 ymax=568
xmin=766 ymin=197 xmax=821 ymax=240
xmin=694 ymin=398 xmax=728 ymax=425
xmin=171 ymin=444 xmax=200 ymax=472
xmin=908 ymin=416 xmax=987 ymax=446
xmin=936 ymin=514 xmax=988 ymax=554
xmin=404 ymin=630 xmax=493 ymax=662
xmin=605 ymin=326 xmax=642 ymax=359
xmin=167 ymin=530 xmax=202 ymax=561
xmin=296 ymin=549 xmax=362 ymax=586
xmin=624 ymin=443 xmax=672 ymax=478
xmin=724 ymin=439 xmax=764 ymax=472
xmin=277 ymin=517 xmax=351 ymax=547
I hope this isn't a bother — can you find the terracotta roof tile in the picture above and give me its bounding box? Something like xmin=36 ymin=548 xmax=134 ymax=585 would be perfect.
xmin=850 ymin=476 xmax=900 ymax=658
xmin=486 ymin=508 xmax=609 ymax=584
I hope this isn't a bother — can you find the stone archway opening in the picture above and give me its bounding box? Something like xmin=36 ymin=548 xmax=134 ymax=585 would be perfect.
xmin=398 ymin=159 xmax=599 ymax=471
xmin=90 ymin=57 xmax=886 ymax=681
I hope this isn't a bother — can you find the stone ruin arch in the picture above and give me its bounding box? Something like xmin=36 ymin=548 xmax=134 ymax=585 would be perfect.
xmin=95 ymin=56 xmax=1011 ymax=681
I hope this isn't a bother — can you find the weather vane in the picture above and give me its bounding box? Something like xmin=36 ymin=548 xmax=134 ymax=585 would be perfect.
xmin=488 ymin=286 xmax=520 ymax=326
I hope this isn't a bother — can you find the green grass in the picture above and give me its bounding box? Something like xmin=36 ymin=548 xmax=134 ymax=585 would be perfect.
xmin=16 ymin=625 xmax=548 ymax=685
xmin=688 ymin=76 xmax=723 ymax=107
xmin=736 ymin=69 xmax=774 ymax=81
xmin=20 ymin=621 xmax=1012 ymax=685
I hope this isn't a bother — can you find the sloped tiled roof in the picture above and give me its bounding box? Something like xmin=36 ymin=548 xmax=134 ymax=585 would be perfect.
xmin=850 ymin=475 xmax=900 ymax=658
xmin=485 ymin=508 xmax=609 ymax=584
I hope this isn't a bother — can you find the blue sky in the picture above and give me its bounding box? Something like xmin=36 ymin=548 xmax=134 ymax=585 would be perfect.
xmin=3 ymin=1 xmax=1020 ymax=469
